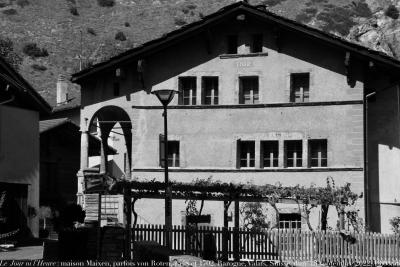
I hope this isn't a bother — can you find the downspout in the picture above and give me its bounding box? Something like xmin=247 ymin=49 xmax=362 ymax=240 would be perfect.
xmin=364 ymin=91 xmax=376 ymax=231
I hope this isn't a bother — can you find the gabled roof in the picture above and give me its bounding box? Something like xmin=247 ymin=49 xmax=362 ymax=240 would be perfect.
xmin=72 ymin=1 xmax=400 ymax=83
xmin=40 ymin=118 xmax=116 ymax=155
xmin=0 ymin=57 xmax=51 ymax=114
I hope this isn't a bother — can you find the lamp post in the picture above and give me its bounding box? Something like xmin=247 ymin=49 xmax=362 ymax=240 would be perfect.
xmin=152 ymin=88 xmax=178 ymax=249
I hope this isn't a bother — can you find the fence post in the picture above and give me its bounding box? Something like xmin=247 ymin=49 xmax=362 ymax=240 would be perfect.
xmin=233 ymin=200 xmax=240 ymax=261
xmin=222 ymin=200 xmax=230 ymax=261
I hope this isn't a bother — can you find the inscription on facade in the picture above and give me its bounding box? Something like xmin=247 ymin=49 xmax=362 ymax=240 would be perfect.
xmin=236 ymin=61 xmax=253 ymax=68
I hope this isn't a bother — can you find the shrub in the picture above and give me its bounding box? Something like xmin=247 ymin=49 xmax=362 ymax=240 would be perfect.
xmin=69 ymin=6 xmax=79 ymax=16
xmin=97 ymin=0 xmax=115 ymax=7
xmin=115 ymin=31 xmax=126 ymax=41
xmin=353 ymin=2 xmax=372 ymax=18
xmin=317 ymin=6 xmax=356 ymax=36
xmin=198 ymin=12 xmax=204 ymax=18
xmin=181 ymin=8 xmax=189 ymax=14
xmin=385 ymin=5 xmax=399 ymax=19
xmin=124 ymin=22 xmax=130 ymax=27
xmin=0 ymin=3 xmax=9 ymax=8
xmin=2 ymin=9 xmax=17 ymax=15
xmin=23 ymin=43 xmax=49 ymax=58
xmin=186 ymin=4 xmax=196 ymax=10
xmin=174 ymin=17 xmax=187 ymax=26
xmin=0 ymin=37 xmax=22 ymax=69
xmin=390 ymin=216 xmax=400 ymax=234
xmin=31 ymin=64 xmax=47 ymax=71
xmin=87 ymin=27 xmax=96 ymax=35
xmin=16 ymin=0 xmax=30 ymax=7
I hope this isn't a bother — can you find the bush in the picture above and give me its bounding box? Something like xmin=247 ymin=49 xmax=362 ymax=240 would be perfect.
xmin=174 ymin=17 xmax=187 ymax=26
xmin=353 ymin=2 xmax=372 ymax=18
xmin=0 ymin=37 xmax=22 ymax=69
xmin=385 ymin=5 xmax=399 ymax=19
xmin=124 ymin=22 xmax=130 ymax=27
xmin=317 ymin=6 xmax=356 ymax=36
xmin=87 ymin=27 xmax=96 ymax=35
xmin=186 ymin=4 xmax=196 ymax=10
xmin=97 ymin=0 xmax=115 ymax=7
xmin=198 ymin=12 xmax=204 ymax=18
xmin=2 ymin=9 xmax=17 ymax=15
xmin=115 ymin=31 xmax=126 ymax=41
xmin=69 ymin=6 xmax=79 ymax=16
xmin=16 ymin=0 xmax=30 ymax=7
xmin=390 ymin=216 xmax=400 ymax=234
xmin=261 ymin=0 xmax=286 ymax=7
xmin=0 ymin=3 xmax=9 ymax=8
xmin=31 ymin=64 xmax=47 ymax=71
xmin=23 ymin=43 xmax=49 ymax=58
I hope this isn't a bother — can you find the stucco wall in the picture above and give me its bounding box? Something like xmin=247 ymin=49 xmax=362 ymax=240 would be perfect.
xmin=0 ymin=105 xmax=40 ymax=237
xmin=368 ymin=83 xmax=400 ymax=233
xmin=80 ymin=17 xmax=366 ymax=230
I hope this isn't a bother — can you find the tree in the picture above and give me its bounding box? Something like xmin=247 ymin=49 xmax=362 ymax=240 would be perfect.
xmin=0 ymin=37 xmax=22 ymax=70
xmin=240 ymin=202 xmax=270 ymax=232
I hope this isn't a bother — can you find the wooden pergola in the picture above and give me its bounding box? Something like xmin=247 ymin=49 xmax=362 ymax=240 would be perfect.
xmin=84 ymin=173 xmax=301 ymax=261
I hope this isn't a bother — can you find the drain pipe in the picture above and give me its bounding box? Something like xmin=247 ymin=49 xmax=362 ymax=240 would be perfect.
xmin=364 ymin=91 xmax=376 ymax=231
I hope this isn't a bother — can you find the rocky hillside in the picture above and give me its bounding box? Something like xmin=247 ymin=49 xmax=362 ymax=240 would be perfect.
xmin=0 ymin=0 xmax=399 ymax=106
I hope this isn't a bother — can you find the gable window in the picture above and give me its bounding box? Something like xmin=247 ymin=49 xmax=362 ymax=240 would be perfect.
xmin=202 ymin=77 xmax=218 ymax=105
xmin=159 ymin=136 xmax=180 ymax=167
xmin=290 ymin=73 xmax=310 ymax=103
xmin=284 ymin=140 xmax=302 ymax=167
xmin=178 ymin=77 xmax=196 ymax=105
xmin=239 ymin=77 xmax=259 ymax=104
xmin=261 ymin=141 xmax=278 ymax=168
xmin=309 ymin=139 xmax=327 ymax=167
xmin=279 ymin=213 xmax=301 ymax=229
xmin=251 ymin=34 xmax=263 ymax=53
xmin=237 ymin=140 xmax=255 ymax=168
xmin=227 ymin=35 xmax=238 ymax=54
xmin=113 ymin=82 xmax=120 ymax=96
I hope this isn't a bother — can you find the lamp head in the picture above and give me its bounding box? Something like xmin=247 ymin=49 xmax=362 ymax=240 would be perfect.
xmin=152 ymin=89 xmax=178 ymax=106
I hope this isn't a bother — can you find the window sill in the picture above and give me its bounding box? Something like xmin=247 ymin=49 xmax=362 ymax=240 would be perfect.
xmin=219 ymin=52 xmax=268 ymax=59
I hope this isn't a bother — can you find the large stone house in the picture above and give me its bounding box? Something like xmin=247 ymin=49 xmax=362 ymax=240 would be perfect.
xmin=72 ymin=2 xmax=400 ymax=233
xmin=0 ymin=57 xmax=51 ymax=238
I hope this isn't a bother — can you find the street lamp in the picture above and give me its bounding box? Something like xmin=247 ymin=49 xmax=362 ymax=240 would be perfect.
xmin=152 ymin=88 xmax=178 ymax=249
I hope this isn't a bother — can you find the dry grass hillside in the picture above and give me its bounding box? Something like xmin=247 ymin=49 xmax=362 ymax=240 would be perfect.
xmin=0 ymin=0 xmax=398 ymax=106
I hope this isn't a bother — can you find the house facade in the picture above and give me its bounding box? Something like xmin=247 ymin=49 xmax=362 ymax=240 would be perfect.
xmin=72 ymin=2 xmax=400 ymax=232
xmin=0 ymin=57 xmax=51 ymax=238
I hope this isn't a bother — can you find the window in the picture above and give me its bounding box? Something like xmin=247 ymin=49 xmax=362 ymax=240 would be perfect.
xmin=202 ymin=77 xmax=218 ymax=105
xmin=227 ymin=35 xmax=238 ymax=54
xmin=159 ymin=136 xmax=180 ymax=167
xmin=285 ymin=140 xmax=302 ymax=167
xmin=251 ymin=34 xmax=263 ymax=53
xmin=290 ymin=73 xmax=310 ymax=102
xmin=261 ymin=141 xmax=278 ymax=168
xmin=239 ymin=77 xmax=259 ymax=104
xmin=113 ymin=82 xmax=120 ymax=96
xmin=237 ymin=140 xmax=255 ymax=168
xmin=279 ymin=213 xmax=301 ymax=229
xmin=178 ymin=77 xmax=196 ymax=105
xmin=309 ymin=139 xmax=327 ymax=167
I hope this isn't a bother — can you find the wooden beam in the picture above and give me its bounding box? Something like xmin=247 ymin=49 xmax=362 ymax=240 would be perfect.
xmin=204 ymin=29 xmax=213 ymax=54
xmin=273 ymin=27 xmax=282 ymax=53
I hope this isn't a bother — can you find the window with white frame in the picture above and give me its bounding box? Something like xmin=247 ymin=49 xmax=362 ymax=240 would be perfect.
xmin=284 ymin=140 xmax=302 ymax=167
xmin=290 ymin=73 xmax=310 ymax=103
xmin=239 ymin=76 xmax=259 ymax=104
xmin=202 ymin=77 xmax=218 ymax=105
xmin=178 ymin=77 xmax=196 ymax=105
xmin=279 ymin=213 xmax=301 ymax=229
xmin=261 ymin=141 xmax=279 ymax=168
xmin=309 ymin=139 xmax=327 ymax=167
xmin=237 ymin=140 xmax=255 ymax=168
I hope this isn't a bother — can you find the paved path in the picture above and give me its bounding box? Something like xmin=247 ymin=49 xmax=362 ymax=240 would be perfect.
xmin=0 ymin=245 xmax=43 ymax=260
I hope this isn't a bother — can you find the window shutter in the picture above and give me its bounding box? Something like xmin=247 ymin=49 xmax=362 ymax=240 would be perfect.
xmin=236 ymin=139 xmax=241 ymax=169
xmin=159 ymin=134 xmax=165 ymax=167
xmin=239 ymin=78 xmax=244 ymax=104
xmin=178 ymin=78 xmax=183 ymax=105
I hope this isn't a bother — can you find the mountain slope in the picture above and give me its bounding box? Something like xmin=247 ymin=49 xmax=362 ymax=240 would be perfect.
xmin=0 ymin=0 xmax=398 ymax=107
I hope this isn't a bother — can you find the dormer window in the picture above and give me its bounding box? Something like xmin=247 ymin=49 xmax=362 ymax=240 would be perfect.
xmin=227 ymin=35 xmax=238 ymax=54
xmin=251 ymin=34 xmax=263 ymax=53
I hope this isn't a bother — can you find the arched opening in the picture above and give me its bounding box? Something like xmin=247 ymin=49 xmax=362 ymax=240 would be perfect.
xmin=87 ymin=106 xmax=132 ymax=178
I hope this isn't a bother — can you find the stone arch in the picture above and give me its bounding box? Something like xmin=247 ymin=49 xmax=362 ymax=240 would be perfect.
xmin=88 ymin=105 xmax=132 ymax=177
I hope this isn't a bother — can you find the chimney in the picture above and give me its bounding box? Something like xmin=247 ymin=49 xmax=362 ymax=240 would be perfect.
xmin=56 ymin=74 xmax=68 ymax=105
